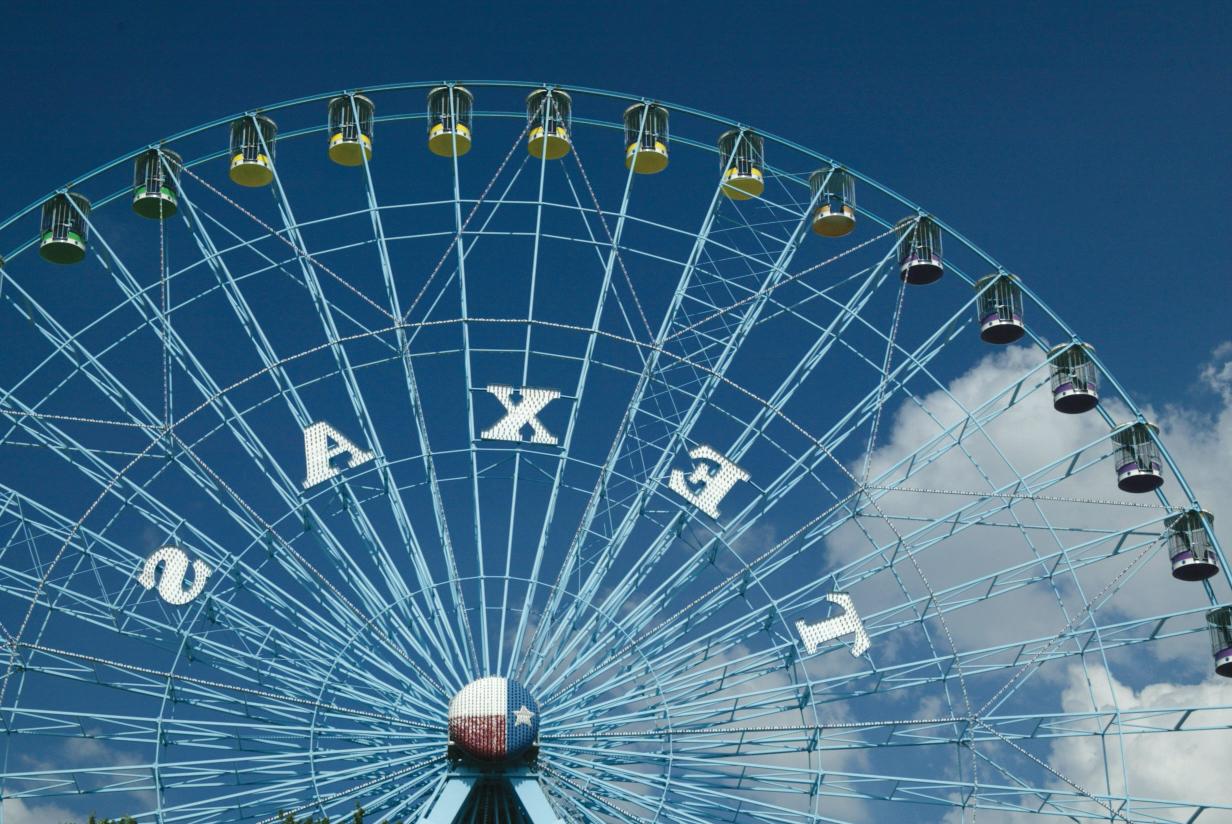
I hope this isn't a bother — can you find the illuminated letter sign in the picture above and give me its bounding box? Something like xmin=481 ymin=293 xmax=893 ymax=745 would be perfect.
xmin=480 ymin=385 xmax=561 ymax=445
xmin=795 ymin=592 xmax=869 ymax=656
xmin=303 ymin=421 xmax=375 ymax=489
xmin=138 ymin=546 xmax=212 ymax=606
xmin=667 ymin=445 xmax=749 ymax=518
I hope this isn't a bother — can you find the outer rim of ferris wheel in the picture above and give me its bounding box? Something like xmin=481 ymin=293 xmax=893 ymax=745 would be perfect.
xmin=0 ymin=80 xmax=1226 ymax=824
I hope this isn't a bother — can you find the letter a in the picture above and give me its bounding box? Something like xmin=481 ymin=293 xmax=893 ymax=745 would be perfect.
xmin=302 ymin=421 xmax=375 ymax=489
xmin=668 ymin=445 xmax=749 ymax=518
xmin=480 ymin=385 xmax=560 ymax=445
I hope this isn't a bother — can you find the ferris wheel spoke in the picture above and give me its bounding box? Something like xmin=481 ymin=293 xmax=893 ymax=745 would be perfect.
xmin=0 ymin=402 xmax=353 ymax=662
xmin=2 ymin=739 xmax=437 ymax=799
xmin=549 ymin=540 xmax=1092 ymax=720
xmin=540 ymin=759 xmax=679 ymax=823
xmin=402 ymin=164 xmax=536 ymax=335
xmin=1 ymin=83 xmax=1224 ymax=824
xmin=168 ymin=396 xmax=462 ymax=679
xmin=537 ymin=251 xmax=903 ymax=679
xmin=498 ymin=140 xmax=653 ymax=679
xmin=557 ymin=730 xmax=1134 ymax=823
xmin=550 ymin=700 xmax=1232 ymax=753
xmin=262 ymin=164 xmax=483 ymax=678
xmin=564 ymin=539 xmax=1184 ymax=714
xmin=3 ymin=561 xmax=425 ymax=719
xmin=538 ymin=577 xmax=817 ymax=708
xmin=546 ymin=641 xmax=808 ymax=721
xmin=538 ymin=765 xmax=657 ymax=824
xmin=840 ymin=606 xmax=1207 ymax=700
xmin=0 ymin=704 xmax=437 ymax=749
xmin=543 ymin=624 xmax=803 ymax=724
xmin=173 ymin=186 xmax=464 ymax=655
xmin=972 ymin=737 xmax=1227 ymax=823
xmin=554 ymin=744 xmax=821 ymax=799
xmin=533 ymin=458 xmax=867 ymax=704
xmin=841 ymin=341 xmax=1087 ymax=616
xmin=5 ymin=672 xmax=416 ymax=766
xmin=568 ymin=137 xmax=655 ymax=342
xmin=151 ymin=423 xmax=455 ymax=689
xmin=800 ymin=389 xmax=1166 ymax=704
xmin=336 ymin=765 xmax=448 ymax=824
xmin=683 ymin=228 xmax=903 ymax=353
xmin=186 ymin=445 xmax=448 ymax=699
xmin=780 ymin=419 xmax=1156 ymax=590
xmin=468 ymin=112 xmax=570 ymax=677
xmin=6 ymin=394 xmax=438 ymax=699
xmin=548 ymin=750 xmax=816 ymax=824
xmin=0 ymin=285 xmax=167 ymax=440
xmin=532 ymin=503 xmax=853 ymax=706
xmin=566 ymin=350 xmax=1104 ymax=690
xmin=177 ymin=196 xmax=395 ymax=344
xmin=532 ymin=248 xmax=926 ymax=689
xmin=401 ymin=99 xmax=536 ymax=327
xmin=161 ymin=433 xmax=452 ymax=697
xmin=825 ymin=493 xmax=1160 ymax=623
xmin=526 ymin=177 xmax=816 ymax=682
xmin=522 ymin=173 xmax=732 ymax=667
xmin=64 ymin=209 xmax=191 ymax=430
xmin=12 ymin=638 xmax=442 ymax=731
xmin=179 ymin=162 xmax=396 ymax=325
xmin=350 ymin=132 xmax=483 ymax=683
xmin=158 ymin=748 xmax=446 ymax=823
xmin=777 ymin=764 xmax=1104 ymax=819
xmin=968 ymin=721 xmax=1137 ymax=822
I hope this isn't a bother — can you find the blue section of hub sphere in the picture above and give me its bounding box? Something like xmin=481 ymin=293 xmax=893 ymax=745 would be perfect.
xmin=505 ymin=679 xmax=539 ymax=757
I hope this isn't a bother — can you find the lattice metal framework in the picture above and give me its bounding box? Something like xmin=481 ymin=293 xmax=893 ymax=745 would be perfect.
xmin=0 ymin=81 xmax=1227 ymax=824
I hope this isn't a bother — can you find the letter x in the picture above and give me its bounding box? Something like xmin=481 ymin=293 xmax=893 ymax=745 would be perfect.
xmin=480 ymin=385 xmax=561 ymax=445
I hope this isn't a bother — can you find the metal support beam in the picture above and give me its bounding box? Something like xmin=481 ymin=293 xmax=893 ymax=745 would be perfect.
xmin=416 ymin=765 xmax=564 ymax=824
xmin=418 ymin=770 xmax=479 ymax=824
xmin=510 ymin=773 xmax=565 ymax=824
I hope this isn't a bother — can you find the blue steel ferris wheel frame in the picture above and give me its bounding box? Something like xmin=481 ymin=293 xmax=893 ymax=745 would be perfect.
xmin=0 ymin=80 xmax=1227 ymax=824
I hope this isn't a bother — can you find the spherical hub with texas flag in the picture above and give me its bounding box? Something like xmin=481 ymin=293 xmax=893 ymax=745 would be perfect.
xmin=448 ymin=676 xmax=540 ymax=761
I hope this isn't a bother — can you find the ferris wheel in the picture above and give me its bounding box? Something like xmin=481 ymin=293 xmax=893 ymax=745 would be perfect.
xmin=0 ymin=80 xmax=1227 ymax=824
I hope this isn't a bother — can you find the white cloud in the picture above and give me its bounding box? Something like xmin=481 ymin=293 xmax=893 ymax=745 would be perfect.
xmin=828 ymin=345 xmax=1144 ymax=655
xmin=0 ymin=798 xmax=77 ymax=824
xmin=1156 ymin=341 xmax=1232 ymax=551
xmin=1049 ymin=663 xmax=1232 ymax=822
xmin=1198 ymin=342 xmax=1232 ymax=403
xmin=12 ymin=734 xmax=154 ymax=823
xmin=832 ymin=341 xmax=1232 ymax=821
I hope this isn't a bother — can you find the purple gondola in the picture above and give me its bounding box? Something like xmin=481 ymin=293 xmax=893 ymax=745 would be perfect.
xmin=1208 ymin=607 xmax=1232 ymax=677
xmin=1165 ymin=509 xmax=1219 ymax=581
xmin=1111 ymin=422 xmax=1163 ymax=493
xmin=974 ymin=273 xmax=1025 ymax=343
xmin=1048 ymin=343 xmax=1099 ymax=413
xmin=894 ymin=216 xmax=943 ymax=284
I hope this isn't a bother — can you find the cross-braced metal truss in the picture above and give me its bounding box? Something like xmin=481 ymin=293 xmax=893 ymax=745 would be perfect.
xmin=0 ymin=82 xmax=1226 ymax=824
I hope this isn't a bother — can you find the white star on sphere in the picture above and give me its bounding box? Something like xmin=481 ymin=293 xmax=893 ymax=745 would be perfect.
xmin=513 ymin=705 xmax=535 ymax=726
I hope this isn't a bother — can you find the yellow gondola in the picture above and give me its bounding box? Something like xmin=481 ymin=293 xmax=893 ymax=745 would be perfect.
xmin=428 ymin=86 xmax=474 ymax=157
xmin=526 ymin=89 xmax=572 ymax=160
xmin=229 ymin=114 xmax=278 ymax=187
xmin=623 ymin=103 xmax=669 ymax=174
xmin=718 ymin=128 xmax=764 ymax=200
xmin=327 ymin=94 xmax=375 ymax=167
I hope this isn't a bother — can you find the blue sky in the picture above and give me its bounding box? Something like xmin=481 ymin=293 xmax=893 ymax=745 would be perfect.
xmin=1 ymin=5 xmax=1230 ymax=822
xmin=3 ymin=1 xmax=1228 ymax=409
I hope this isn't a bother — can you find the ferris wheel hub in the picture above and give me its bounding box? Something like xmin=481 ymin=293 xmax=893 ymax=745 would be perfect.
xmin=448 ymin=676 xmax=540 ymax=762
